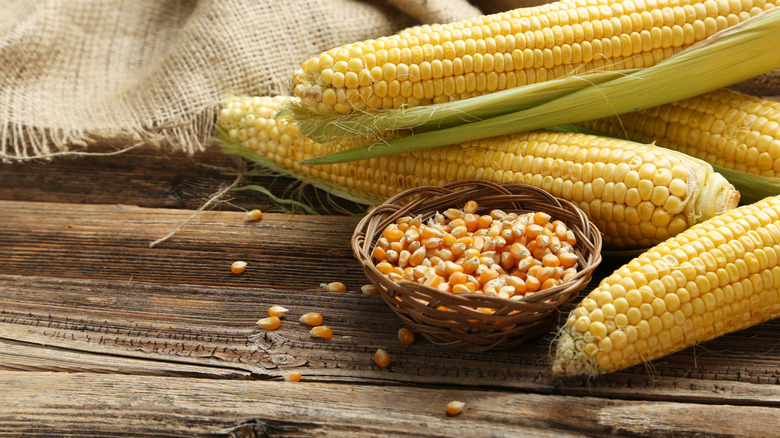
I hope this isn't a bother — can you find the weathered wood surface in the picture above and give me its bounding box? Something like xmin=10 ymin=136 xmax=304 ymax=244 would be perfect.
xmin=1 ymin=146 xmax=779 ymax=437
xmin=1 ymin=372 xmax=777 ymax=438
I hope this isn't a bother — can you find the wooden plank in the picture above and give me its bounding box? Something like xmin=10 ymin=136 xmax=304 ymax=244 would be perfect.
xmin=0 ymin=338 xmax=252 ymax=378
xmin=1 ymin=273 xmax=778 ymax=404
xmin=0 ymin=372 xmax=777 ymax=437
xmin=0 ymin=145 xmax=364 ymax=214
xmin=1 ymin=274 xmax=777 ymax=407
xmin=1 ymin=201 xmax=778 ymax=408
xmin=0 ymin=199 xmax=367 ymax=287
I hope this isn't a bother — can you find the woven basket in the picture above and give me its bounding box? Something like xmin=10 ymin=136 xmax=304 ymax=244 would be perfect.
xmin=352 ymin=180 xmax=603 ymax=351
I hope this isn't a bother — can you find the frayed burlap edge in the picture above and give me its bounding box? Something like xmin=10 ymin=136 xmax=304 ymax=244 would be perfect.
xmin=0 ymin=103 xmax=220 ymax=162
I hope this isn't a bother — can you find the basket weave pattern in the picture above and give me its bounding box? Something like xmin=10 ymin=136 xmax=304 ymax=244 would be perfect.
xmin=352 ymin=180 xmax=603 ymax=351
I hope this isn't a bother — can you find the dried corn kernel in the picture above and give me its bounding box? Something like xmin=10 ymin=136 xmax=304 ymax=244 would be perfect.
xmin=283 ymin=371 xmax=302 ymax=382
xmin=321 ymin=281 xmax=347 ymax=293
xmin=231 ymin=261 xmax=247 ymax=274
xmin=268 ymin=305 xmax=289 ymax=318
xmin=446 ymin=400 xmax=465 ymax=416
xmin=361 ymin=284 xmax=379 ymax=295
xmin=398 ymin=328 xmax=415 ymax=345
xmin=299 ymin=312 xmax=323 ymax=326
xmin=244 ymin=209 xmax=263 ymax=222
xmin=374 ymin=348 xmax=390 ymax=368
xmin=256 ymin=316 xmax=280 ymax=330
xmin=310 ymin=325 xmax=333 ymax=339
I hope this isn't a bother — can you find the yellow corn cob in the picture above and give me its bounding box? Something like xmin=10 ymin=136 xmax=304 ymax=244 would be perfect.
xmin=219 ymin=95 xmax=738 ymax=248
xmin=578 ymin=88 xmax=780 ymax=176
xmin=292 ymin=0 xmax=779 ymax=115
xmin=552 ymin=195 xmax=780 ymax=376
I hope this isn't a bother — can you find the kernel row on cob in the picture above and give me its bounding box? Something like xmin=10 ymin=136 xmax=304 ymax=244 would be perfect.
xmin=576 ymin=87 xmax=780 ymax=202
xmin=218 ymin=95 xmax=738 ymax=248
xmin=552 ymin=193 xmax=780 ymax=376
xmin=292 ymin=0 xmax=779 ymax=115
xmin=581 ymin=88 xmax=780 ymax=176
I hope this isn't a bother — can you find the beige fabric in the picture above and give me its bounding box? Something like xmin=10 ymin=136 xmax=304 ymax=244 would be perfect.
xmin=0 ymin=0 xmax=497 ymax=160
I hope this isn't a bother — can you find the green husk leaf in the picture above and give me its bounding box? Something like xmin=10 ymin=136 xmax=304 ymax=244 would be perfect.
xmin=233 ymin=184 xmax=320 ymax=215
xmin=302 ymin=8 xmax=780 ymax=165
xmin=285 ymin=69 xmax=636 ymax=143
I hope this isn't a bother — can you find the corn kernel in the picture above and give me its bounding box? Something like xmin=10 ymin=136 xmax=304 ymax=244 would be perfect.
xmin=256 ymin=316 xmax=280 ymax=330
xmin=560 ymin=252 xmax=579 ymax=269
xmin=322 ymin=281 xmax=347 ymax=293
xmin=361 ymin=284 xmax=380 ymax=295
xmin=310 ymin=325 xmax=333 ymax=339
xmin=268 ymin=305 xmax=289 ymax=318
xmin=300 ymin=312 xmax=323 ymax=326
xmin=231 ymin=261 xmax=247 ymax=274
xmin=374 ymin=348 xmax=390 ymax=367
xmin=283 ymin=371 xmax=302 ymax=382
xmin=244 ymin=209 xmax=263 ymax=222
xmin=398 ymin=327 xmax=415 ymax=345
xmin=446 ymin=400 xmax=466 ymax=416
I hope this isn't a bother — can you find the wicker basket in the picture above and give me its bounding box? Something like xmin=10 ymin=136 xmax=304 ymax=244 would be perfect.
xmin=351 ymin=180 xmax=603 ymax=351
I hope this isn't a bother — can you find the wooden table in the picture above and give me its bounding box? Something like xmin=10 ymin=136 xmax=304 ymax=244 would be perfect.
xmin=1 ymin=142 xmax=778 ymax=437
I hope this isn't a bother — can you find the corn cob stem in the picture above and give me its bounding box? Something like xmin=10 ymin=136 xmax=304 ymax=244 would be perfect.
xmin=218 ymin=95 xmax=738 ymax=248
xmin=552 ymin=195 xmax=780 ymax=376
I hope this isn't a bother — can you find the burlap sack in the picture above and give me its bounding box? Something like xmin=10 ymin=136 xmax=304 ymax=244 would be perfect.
xmin=0 ymin=0 xmax=553 ymax=161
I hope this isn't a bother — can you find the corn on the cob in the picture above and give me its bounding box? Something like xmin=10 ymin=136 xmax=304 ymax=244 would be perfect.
xmin=552 ymin=195 xmax=780 ymax=376
xmin=292 ymin=0 xmax=779 ymax=115
xmin=578 ymin=88 xmax=780 ymax=176
xmin=219 ymin=95 xmax=739 ymax=248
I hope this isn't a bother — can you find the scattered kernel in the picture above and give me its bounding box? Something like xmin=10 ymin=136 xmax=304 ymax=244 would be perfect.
xmin=256 ymin=316 xmax=281 ymax=330
xmin=231 ymin=261 xmax=248 ymax=274
xmin=310 ymin=325 xmax=333 ymax=339
xmin=244 ymin=209 xmax=263 ymax=222
xmin=283 ymin=371 xmax=302 ymax=382
xmin=361 ymin=284 xmax=380 ymax=295
xmin=321 ymin=281 xmax=347 ymax=293
xmin=374 ymin=348 xmax=390 ymax=368
xmin=300 ymin=312 xmax=324 ymax=326
xmin=446 ymin=400 xmax=466 ymax=416
xmin=268 ymin=305 xmax=289 ymax=318
xmin=398 ymin=327 xmax=415 ymax=345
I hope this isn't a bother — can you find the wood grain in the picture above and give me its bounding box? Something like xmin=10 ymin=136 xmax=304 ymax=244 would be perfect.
xmin=0 ymin=145 xmax=364 ymax=214
xmin=0 ymin=372 xmax=777 ymax=437
xmin=1 ymin=201 xmax=778 ymax=406
xmin=2 ymin=137 xmax=780 ymax=436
